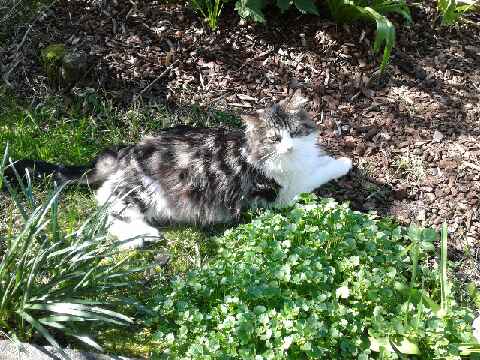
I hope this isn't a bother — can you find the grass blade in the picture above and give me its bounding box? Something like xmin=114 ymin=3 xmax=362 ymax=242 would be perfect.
xmin=440 ymin=222 xmax=448 ymax=314
xmin=25 ymin=302 xmax=133 ymax=324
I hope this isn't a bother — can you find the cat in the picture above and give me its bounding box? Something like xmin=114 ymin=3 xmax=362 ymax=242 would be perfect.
xmin=5 ymin=90 xmax=352 ymax=249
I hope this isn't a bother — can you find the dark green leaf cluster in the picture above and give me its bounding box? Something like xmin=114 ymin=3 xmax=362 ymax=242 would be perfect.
xmin=327 ymin=0 xmax=411 ymax=70
xmin=437 ymin=0 xmax=477 ymax=25
xmin=192 ymin=0 xmax=411 ymax=70
xmin=150 ymin=195 xmax=477 ymax=359
xmin=234 ymin=0 xmax=319 ymax=23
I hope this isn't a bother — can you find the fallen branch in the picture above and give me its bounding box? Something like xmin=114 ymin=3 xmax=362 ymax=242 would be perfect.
xmin=2 ymin=59 xmax=20 ymax=87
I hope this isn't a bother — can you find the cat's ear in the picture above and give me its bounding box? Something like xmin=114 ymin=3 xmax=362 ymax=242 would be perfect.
xmin=280 ymin=88 xmax=308 ymax=113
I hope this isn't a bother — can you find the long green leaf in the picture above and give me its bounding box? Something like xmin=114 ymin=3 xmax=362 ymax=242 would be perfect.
xmin=68 ymin=333 xmax=103 ymax=352
xmin=25 ymin=302 xmax=133 ymax=324
xmin=362 ymin=6 xmax=395 ymax=71
xmin=440 ymin=222 xmax=448 ymax=314
xmin=39 ymin=315 xmax=91 ymax=323
xmin=0 ymin=143 xmax=8 ymax=188
xmin=18 ymin=310 xmax=70 ymax=360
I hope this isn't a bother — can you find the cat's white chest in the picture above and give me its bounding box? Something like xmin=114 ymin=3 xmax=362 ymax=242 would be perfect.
xmin=263 ymin=133 xmax=351 ymax=205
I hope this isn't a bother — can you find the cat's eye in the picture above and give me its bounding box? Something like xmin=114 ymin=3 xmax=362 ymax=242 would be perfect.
xmin=269 ymin=135 xmax=281 ymax=143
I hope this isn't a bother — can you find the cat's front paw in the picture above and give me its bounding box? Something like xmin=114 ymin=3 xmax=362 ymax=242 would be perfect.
xmin=336 ymin=157 xmax=353 ymax=175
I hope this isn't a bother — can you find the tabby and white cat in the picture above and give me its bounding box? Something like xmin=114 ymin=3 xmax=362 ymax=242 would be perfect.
xmin=8 ymin=91 xmax=352 ymax=249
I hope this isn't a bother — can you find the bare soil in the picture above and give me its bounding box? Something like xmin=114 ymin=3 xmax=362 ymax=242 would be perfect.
xmin=1 ymin=0 xmax=479 ymax=281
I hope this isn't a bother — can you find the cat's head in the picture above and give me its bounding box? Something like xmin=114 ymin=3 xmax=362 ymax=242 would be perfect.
xmin=242 ymin=89 xmax=318 ymax=164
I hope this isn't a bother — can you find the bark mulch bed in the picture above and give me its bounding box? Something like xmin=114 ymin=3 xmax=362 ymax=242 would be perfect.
xmin=2 ymin=0 xmax=480 ymax=281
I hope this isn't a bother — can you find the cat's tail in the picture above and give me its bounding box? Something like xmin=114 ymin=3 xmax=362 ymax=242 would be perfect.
xmin=3 ymin=149 xmax=119 ymax=186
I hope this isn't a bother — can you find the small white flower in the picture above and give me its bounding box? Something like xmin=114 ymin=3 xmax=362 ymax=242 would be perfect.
xmin=283 ymin=319 xmax=293 ymax=329
xmin=165 ymin=333 xmax=175 ymax=343
xmin=336 ymin=285 xmax=350 ymax=299
xmin=350 ymin=256 xmax=360 ymax=267
xmin=303 ymin=204 xmax=317 ymax=212
xmin=472 ymin=315 xmax=480 ymax=342
xmin=282 ymin=335 xmax=294 ymax=350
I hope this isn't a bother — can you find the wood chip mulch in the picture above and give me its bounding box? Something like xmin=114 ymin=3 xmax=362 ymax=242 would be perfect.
xmin=2 ymin=0 xmax=480 ymax=282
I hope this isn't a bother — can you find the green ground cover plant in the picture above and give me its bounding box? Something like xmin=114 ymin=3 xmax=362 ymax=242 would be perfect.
xmin=191 ymin=0 xmax=225 ymax=29
xmin=327 ymin=0 xmax=410 ymax=71
xmin=191 ymin=0 xmax=477 ymax=70
xmin=148 ymin=195 xmax=479 ymax=359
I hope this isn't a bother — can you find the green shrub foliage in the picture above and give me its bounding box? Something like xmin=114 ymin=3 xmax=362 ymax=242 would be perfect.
xmin=191 ymin=0 xmax=410 ymax=70
xmin=149 ymin=195 xmax=477 ymax=359
xmin=235 ymin=0 xmax=319 ymax=23
xmin=327 ymin=0 xmax=411 ymax=70
xmin=437 ymin=0 xmax=478 ymax=25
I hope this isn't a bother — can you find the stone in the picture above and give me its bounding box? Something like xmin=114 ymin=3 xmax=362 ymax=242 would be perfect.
xmin=61 ymin=51 xmax=89 ymax=85
xmin=41 ymin=44 xmax=90 ymax=88
xmin=0 ymin=340 xmax=138 ymax=360
xmin=433 ymin=130 xmax=444 ymax=142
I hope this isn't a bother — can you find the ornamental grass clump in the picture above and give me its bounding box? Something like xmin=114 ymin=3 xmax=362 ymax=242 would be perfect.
xmin=0 ymin=149 xmax=140 ymax=356
xmin=149 ymin=194 xmax=478 ymax=359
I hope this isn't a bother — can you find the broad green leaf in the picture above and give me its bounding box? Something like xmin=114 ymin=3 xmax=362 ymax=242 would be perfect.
xmin=235 ymin=0 xmax=266 ymax=22
xmin=392 ymin=338 xmax=420 ymax=354
xmin=369 ymin=336 xmax=393 ymax=352
xmin=362 ymin=6 xmax=395 ymax=71
xmin=421 ymin=228 xmax=437 ymax=242
xmin=294 ymin=0 xmax=320 ymax=14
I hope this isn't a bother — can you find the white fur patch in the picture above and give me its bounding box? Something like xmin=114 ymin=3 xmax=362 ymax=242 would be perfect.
xmin=109 ymin=217 xmax=161 ymax=250
xmin=95 ymin=171 xmax=164 ymax=249
xmin=276 ymin=130 xmax=294 ymax=155
xmin=263 ymin=132 xmax=352 ymax=205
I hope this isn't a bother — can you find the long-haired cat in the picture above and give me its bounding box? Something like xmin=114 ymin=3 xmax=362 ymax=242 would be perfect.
xmin=6 ymin=90 xmax=352 ymax=249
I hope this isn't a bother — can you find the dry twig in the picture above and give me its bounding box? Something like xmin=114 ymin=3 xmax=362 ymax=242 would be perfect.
xmin=134 ymin=60 xmax=179 ymax=100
